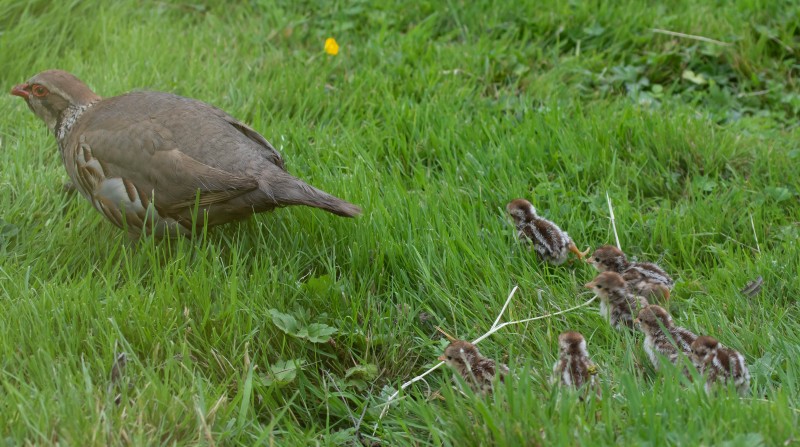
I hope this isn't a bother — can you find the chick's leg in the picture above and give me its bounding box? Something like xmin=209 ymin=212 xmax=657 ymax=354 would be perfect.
xmin=569 ymin=242 xmax=591 ymax=260
xmin=659 ymin=286 xmax=671 ymax=302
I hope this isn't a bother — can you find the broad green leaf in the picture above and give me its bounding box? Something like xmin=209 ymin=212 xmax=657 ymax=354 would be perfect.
xmin=263 ymin=359 xmax=302 ymax=386
xmin=269 ymin=309 xmax=300 ymax=336
xmin=765 ymin=186 xmax=792 ymax=203
xmin=721 ymin=433 xmax=764 ymax=447
xmin=0 ymin=219 xmax=19 ymax=245
xmin=303 ymin=274 xmax=336 ymax=297
xmin=583 ymin=24 xmax=605 ymax=36
xmin=345 ymin=364 xmax=379 ymax=380
xmin=298 ymin=323 xmax=337 ymax=343
xmin=682 ymin=69 xmax=707 ymax=85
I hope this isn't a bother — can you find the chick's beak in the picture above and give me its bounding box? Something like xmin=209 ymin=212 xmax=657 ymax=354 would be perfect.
xmin=437 ymin=355 xmax=446 ymax=362
xmin=10 ymin=83 xmax=29 ymax=99
xmin=584 ymin=282 xmax=594 ymax=289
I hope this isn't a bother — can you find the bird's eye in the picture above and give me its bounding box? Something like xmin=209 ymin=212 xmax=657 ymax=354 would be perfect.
xmin=31 ymin=84 xmax=49 ymax=97
xmin=595 ymin=257 xmax=600 ymax=262
xmin=446 ymin=356 xmax=452 ymax=360
xmin=597 ymin=285 xmax=603 ymax=289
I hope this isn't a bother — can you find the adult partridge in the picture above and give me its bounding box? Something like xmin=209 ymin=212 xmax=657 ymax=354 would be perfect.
xmin=12 ymin=70 xmax=361 ymax=237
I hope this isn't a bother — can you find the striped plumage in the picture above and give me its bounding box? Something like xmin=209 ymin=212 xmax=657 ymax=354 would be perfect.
xmin=587 ymin=245 xmax=673 ymax=302
xmin=585 ymin=272 xmax=649 ymax=330
xmin=636 ymin=305 xmax=697 ymax=372
xmin=438 ymin=340 xmax=509 ymax=394
xmin=506 ymin=198 xmax=589 ymax=265
xmin=691 ymin=335 xmax=750 ymax=395
xmin=551 ymin=331 xmax=598 ymax=392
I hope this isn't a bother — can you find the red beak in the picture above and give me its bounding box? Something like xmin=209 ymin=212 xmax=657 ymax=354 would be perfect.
xmin=10 ymin=83 xmax=29 ymax=99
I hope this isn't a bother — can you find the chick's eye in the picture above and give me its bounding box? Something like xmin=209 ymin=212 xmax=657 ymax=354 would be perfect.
xmin=596 ymin=285 xmax=603 ymax=289
xmin=446 ymin=356 xmax=452 ymax=360
xmin=595 ymin=257 xmax=600 ymax=262
xmin=32 ymin=85 xmax=48 ymax=97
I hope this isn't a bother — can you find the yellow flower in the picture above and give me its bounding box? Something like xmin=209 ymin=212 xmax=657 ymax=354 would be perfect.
xmin=324 ymin=37 xmax=339 ymax=56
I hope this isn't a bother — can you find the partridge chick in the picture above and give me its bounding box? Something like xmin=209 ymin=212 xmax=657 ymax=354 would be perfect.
xmin=12 ymin=70 xmax=360 ymax=237
xmin=551 ymin=331 xmax=599 ymax=393
xmin=690 ymin=336 xmax=750 ymax=395
xmin=587 ymin=245 xmax=674 ymax=302
xmin=585 ymin=272 xmax=648 ymax=330
xmin=506 ymin=198 xmax=589 ymax=265
xmin=438 ymin=340 xmax=509 ymax=394
xmin=635 ymin=305 xmax=697 ymax=372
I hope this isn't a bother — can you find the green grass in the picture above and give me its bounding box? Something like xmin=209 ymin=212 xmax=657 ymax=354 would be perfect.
xmin=1 ymin=0 xmax=799 ymax=445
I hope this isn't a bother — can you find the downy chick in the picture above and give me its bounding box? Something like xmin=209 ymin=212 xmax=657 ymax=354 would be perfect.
xmin=635 ymin=305 xmax=697 ymax=373
xmin=585 ymin=271 xmax=649 ymax=330
xmin=690 ymin=335 xmax=750 ymax=395
xmin=551 ymin=331 xmax=599 ymax=394
xmin=439 ymin=340 xmax=509 ymax=394
xmin=507 ymin=198 xmax=590 ymax=265
xmin=587 ymin=245 xmax=673 ymax=303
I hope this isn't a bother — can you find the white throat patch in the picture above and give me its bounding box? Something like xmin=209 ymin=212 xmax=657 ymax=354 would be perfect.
xmin=57 ymin=102 xmax=94 ymax=141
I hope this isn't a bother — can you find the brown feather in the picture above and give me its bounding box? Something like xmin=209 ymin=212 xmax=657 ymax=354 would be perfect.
xmin=14 ymin=70 xmax=361 ymax=237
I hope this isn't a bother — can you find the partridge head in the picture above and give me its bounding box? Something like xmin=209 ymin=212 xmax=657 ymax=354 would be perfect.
xmin=586 ymin=245 xmax=627 ymax=273
xmin=552 ymin=331 xmax=598 ymax=392
xmin=690 ymin=335 xmax=719 ymax=367
xmin=587 ymin=245 xmax=673 ymax=303
xmin=506 ymin=198 xmax=590 ymax=265
xmin=12 ymin=70 xmax=361 ymax=237
xmin=438 ymin=340 xmax=508 ymax=394
xmin=585 ymin=271 xmax=648 ymax=329
xmin=635 ymin=305 xmax=697 ymax=372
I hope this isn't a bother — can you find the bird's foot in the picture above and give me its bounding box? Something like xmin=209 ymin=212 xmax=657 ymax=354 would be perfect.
xmin=61 ymin=181 xmax=77 ymax=194
xmin=569 ymin=243 xmax=591 ymax=260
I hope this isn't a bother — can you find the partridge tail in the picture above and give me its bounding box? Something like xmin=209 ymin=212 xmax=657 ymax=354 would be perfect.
xmin=268 ymin=175 xmax=361 ymax=217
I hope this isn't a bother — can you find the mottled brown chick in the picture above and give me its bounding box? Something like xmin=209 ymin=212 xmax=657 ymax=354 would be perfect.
xmin=691 ymin=335 xmax=750 ymax=395
xmin=585 ymin=271 xmax=649 ymax=330
xmin=506 ymin=198 xmax=590 ymax=265
xmin=635 ymin=305 xmax=697 ymax=372
xmin=587 ymin=245 xmax=673 ymax=303
xmin=551 ymin=331 xmax=599 ymax=394
xmin=438 ymin=340 xmax=509 ymax=394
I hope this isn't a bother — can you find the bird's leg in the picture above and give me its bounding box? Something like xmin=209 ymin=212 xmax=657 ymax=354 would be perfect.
xmin=62 ymin=180 xmax=77 ymax=194
xmin=660 ymin=286 xmax=670 ymax=302
xmin=569 ymin=242 xmax=591 ymax=260
xmin=434 ymin=326 xmax=457 ymax=342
